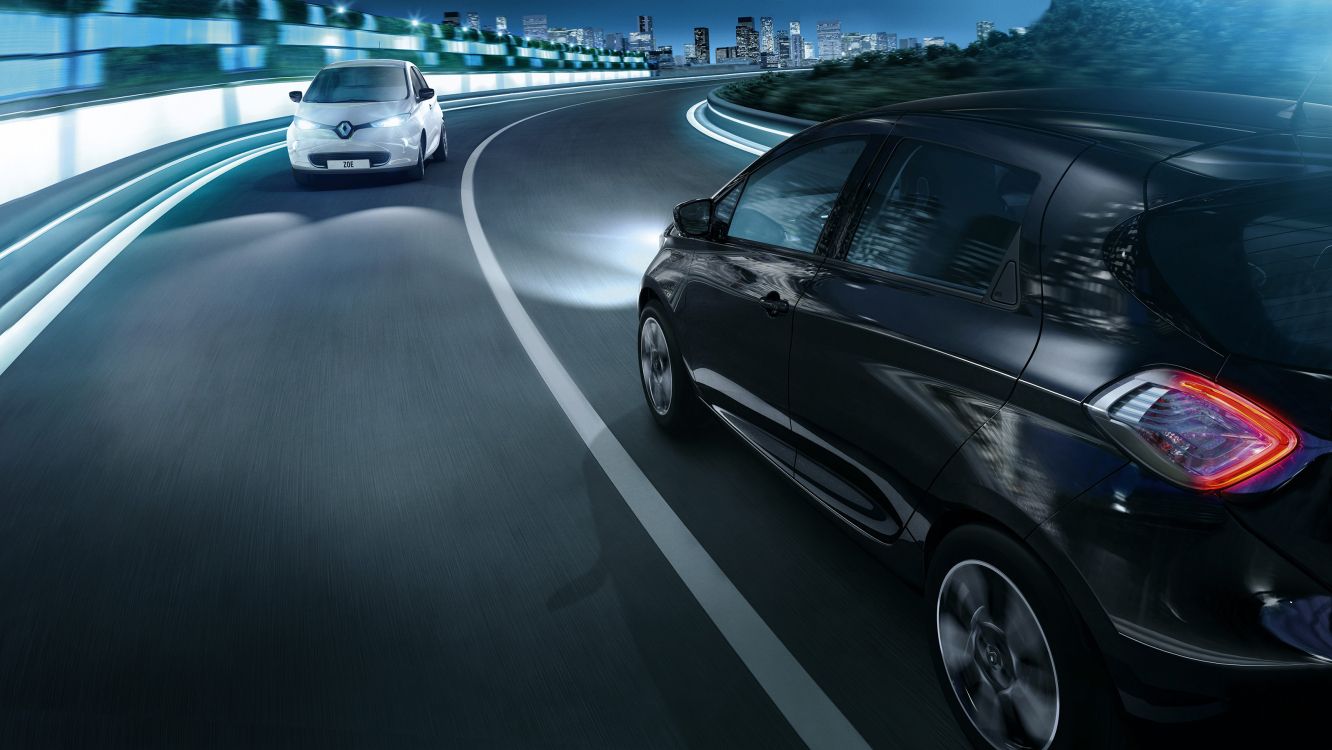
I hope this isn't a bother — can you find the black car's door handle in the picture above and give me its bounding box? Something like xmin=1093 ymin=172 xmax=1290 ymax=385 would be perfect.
xmin=760 ymin=292 xmax=790 ymax=317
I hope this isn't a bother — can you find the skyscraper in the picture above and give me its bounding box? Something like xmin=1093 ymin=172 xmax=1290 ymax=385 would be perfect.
xmin=466 ymin=11 xmax=479 ymax=30
xmin=842 ymin=32 xmax=870 ymax=57
xmin=637 ymin=15 xmax=655 ymax=49
xmin=924 ymin=36 xmax=946 ymax=47
xmin=776 ymin=29 xmax=790 ymax=60
xmin=693 ymin=27 xmax=711 ymax=65
xmin=736 ymin=17 xmax=759 ymax=61
xmin=789 ymin=20 xmax=803 ymax=64
xmin=522 ymin=14 xmax=547 ymax=40
xmin=496 ymin=16 xmax=507 ymax=35
xmin=876 ymin=32 xmax=897 ymax=51
xmin=816 ymin=20 xmax=842 ymax=60
xmin=629 ymin=30 xmax=653 ymax=52
xmin=976 ymin=20 xmax=995 ymax=42
xmin=443 ymin=11 xmax=461 ymax=27
xmin=604 ymin=32 xmax=626 ymax=52
xmin=900 ymin=37 xmax=920 ymax=50
xmin=759 ymin=17 xmax=775 ymax=54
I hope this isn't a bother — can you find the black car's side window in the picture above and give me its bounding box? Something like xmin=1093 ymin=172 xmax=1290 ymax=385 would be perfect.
xmin=846 ymin=140 xmax=1039 ymax=294
xmin=726 ymin=138 xmax=869 ymax=254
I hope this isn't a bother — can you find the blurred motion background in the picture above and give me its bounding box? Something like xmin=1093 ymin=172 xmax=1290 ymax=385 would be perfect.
xmin=0 ymin=0 xmax=646 ymax=113
xmin=722 ymin=0 xmax=1332 ymax=121
xmin=0 ymin=1 xmax=654 ymax=204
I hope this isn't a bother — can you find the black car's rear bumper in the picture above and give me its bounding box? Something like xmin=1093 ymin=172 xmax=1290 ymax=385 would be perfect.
xmin=1032 ymin=463 xmax=1332 ymax=719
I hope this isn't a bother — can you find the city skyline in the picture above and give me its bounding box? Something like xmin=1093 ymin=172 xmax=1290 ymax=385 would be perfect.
xmin=342 ymin=1 xmax=1049 ymax=61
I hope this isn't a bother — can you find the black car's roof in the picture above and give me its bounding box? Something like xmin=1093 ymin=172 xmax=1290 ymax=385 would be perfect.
xmin=859 ymin=88 xmax=1331 ymax=160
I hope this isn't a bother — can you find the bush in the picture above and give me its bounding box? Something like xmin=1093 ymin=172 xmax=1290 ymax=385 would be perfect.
xmin=0 ymin=0 xmax=101 ymax=11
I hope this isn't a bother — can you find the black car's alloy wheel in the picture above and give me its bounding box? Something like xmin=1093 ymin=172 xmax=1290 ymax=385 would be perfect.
xmin=928 ymin=526 xmax=1125 ymax=750
xmin=638 ymin=302 xmax=702 ymax=432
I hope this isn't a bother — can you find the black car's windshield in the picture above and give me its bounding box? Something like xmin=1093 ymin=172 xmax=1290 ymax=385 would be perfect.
xmin=1144 ymin=178 xmax=1332 ymax=372
xmin=304 ymin=66 xmax=407 ymax=103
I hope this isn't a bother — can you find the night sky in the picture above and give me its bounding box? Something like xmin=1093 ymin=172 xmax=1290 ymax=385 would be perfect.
xmin=345 ymin=1 xmax=1052 ymax=58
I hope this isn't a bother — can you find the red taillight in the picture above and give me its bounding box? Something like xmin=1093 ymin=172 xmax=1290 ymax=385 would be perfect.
xmin=1087 ymin=369 xmax=1299 ymax=491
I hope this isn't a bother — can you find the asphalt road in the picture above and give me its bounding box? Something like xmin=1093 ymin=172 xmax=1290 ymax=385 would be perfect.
xmin=0 ymin=79 xmax=968 ymax=748
xmin=0 ymin=78 xmax=1314 ymax=749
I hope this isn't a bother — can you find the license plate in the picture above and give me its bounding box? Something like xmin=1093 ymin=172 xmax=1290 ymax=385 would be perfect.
xmin=328 ymin=159 xmax=370 ymax=170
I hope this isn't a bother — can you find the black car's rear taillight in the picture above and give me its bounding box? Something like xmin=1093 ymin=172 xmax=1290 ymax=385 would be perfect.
xmin=1087 ymin=369 xmax=1299 ymax=491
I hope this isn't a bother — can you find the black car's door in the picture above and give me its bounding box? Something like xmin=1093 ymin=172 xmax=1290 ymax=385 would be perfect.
xmin=675 ymin=133 xmax=881 ymax=469
xmin=788 ymin=117 xmax=1085 ymax=540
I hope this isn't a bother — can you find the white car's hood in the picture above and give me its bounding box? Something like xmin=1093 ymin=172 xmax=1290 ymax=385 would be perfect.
xmin=296 ymin=99 xmax=411 ymax=127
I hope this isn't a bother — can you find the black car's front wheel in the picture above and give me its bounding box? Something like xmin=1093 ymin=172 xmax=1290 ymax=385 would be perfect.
xmin=928 ymin=525 xmax=1126 ymax=750
xmin=638 ymin=302 xmax=702 ymax=433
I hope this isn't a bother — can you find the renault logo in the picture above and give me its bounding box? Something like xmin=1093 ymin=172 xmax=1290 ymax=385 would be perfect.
xmin=335 ymin=121 xmax=353 ymax=139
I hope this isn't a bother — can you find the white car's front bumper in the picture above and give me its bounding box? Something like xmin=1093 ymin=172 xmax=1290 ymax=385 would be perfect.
xmin=286 ymin=122 xmax=421 ymax=173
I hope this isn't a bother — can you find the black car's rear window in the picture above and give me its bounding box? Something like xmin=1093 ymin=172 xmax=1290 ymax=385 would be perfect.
xmin=1143 ymin=179 xmax=1332 ymax=372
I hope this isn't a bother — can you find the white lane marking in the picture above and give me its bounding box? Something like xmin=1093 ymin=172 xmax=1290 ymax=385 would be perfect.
xmin=0 ymin=128 xmax=286 ymax=264
xmin=461 ymin=101 xmax=870 ymax=750
xmin=706 ymin=101 xmax=798 ymax=137
xmin=0 ymin=143 xmax=284 ymax=378
xmin=686 ymin=101 xmax=769 ymax=156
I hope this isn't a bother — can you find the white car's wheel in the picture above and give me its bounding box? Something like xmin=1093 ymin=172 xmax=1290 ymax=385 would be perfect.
xmin=411 ymin=134 xmax=426 ymax=181
xmin=432 ymin=126 xmax=448 ymax=161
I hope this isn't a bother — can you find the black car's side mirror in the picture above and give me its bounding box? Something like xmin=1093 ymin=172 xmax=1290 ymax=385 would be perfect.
xmin=673 ymin=199 xmax=712 ymax=238
xmin=418 ymin=87 xmax=435 ymax=101
xmin=289 ymin=91 xmax=302 ymax=103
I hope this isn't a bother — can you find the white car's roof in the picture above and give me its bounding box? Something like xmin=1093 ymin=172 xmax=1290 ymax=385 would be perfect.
xmin=323 ymin=59 xmax=412 ymax=69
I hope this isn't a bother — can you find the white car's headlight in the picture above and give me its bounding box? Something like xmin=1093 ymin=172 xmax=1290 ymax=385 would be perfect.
xmin=293 ymin=117 xmax=322 ymax=131
xmin=369 ymin=113 xmax=411 ymax=128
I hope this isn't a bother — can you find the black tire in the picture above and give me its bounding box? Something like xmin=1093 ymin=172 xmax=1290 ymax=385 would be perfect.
xmin=432 ymin=126 xmax=448 ymax=161
xmin=291 ymin=168 xmax=318 ymax=188
xmin=410 ymin=133 xmax=426 ymax=181
xmin=927 ymin=525 xmax=1127 ymax=750
xmin=638 ymin=301 xmax=704 ymax=434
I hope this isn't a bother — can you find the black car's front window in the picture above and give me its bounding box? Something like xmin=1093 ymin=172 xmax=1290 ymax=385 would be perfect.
xmin=304 ymin=66 xmax=408 ymax=103
xmin=726 ymin=138 xmax=868 ymax=253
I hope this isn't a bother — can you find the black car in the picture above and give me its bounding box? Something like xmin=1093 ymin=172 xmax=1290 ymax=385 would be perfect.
xmin=637 ymin=88 xmax=1332 ymax=749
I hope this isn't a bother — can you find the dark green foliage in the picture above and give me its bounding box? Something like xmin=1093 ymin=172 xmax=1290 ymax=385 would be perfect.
xmin=266 ymin=44 xmax=323 ymax=72
xmin=276 ymin=0 xmax=305 ymax=23
xmin=0 ymin=0 xmax=101 ymax=11
xmin=324 ymin=7 xmax=362 ymax=29
xmin=134 ymin=0 xmax=252 ymax=18
xmin=720 ymin=0 xmax=1332 ymax=121
xmin=374 ymin=16 xmax=416 ymax=35
xmin=104 ymin=44 xmax=222 ymax=86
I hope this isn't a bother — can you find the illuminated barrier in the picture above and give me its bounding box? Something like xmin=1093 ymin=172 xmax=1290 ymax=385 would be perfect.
xmin=0 ymin=68 xmax=650 ymax=207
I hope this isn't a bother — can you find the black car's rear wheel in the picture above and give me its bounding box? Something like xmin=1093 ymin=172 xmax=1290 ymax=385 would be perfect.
xmin=638 ymin=302 xmax=703 ymax=433
xmin=928 ymin=525 xmax=1125 ymax=750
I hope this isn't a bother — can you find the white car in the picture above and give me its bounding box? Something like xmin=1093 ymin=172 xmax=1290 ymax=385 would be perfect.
xmin=286 ymin=59 xmax=447 ymax=186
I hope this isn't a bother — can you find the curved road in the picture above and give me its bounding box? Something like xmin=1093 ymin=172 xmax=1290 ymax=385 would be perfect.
xmin=0 ymin=78 xmax=1298 ymax=748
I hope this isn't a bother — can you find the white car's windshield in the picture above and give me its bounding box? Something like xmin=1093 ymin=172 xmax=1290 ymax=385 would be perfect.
xmin=305 ymin=66 xmax=407 ymax=103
